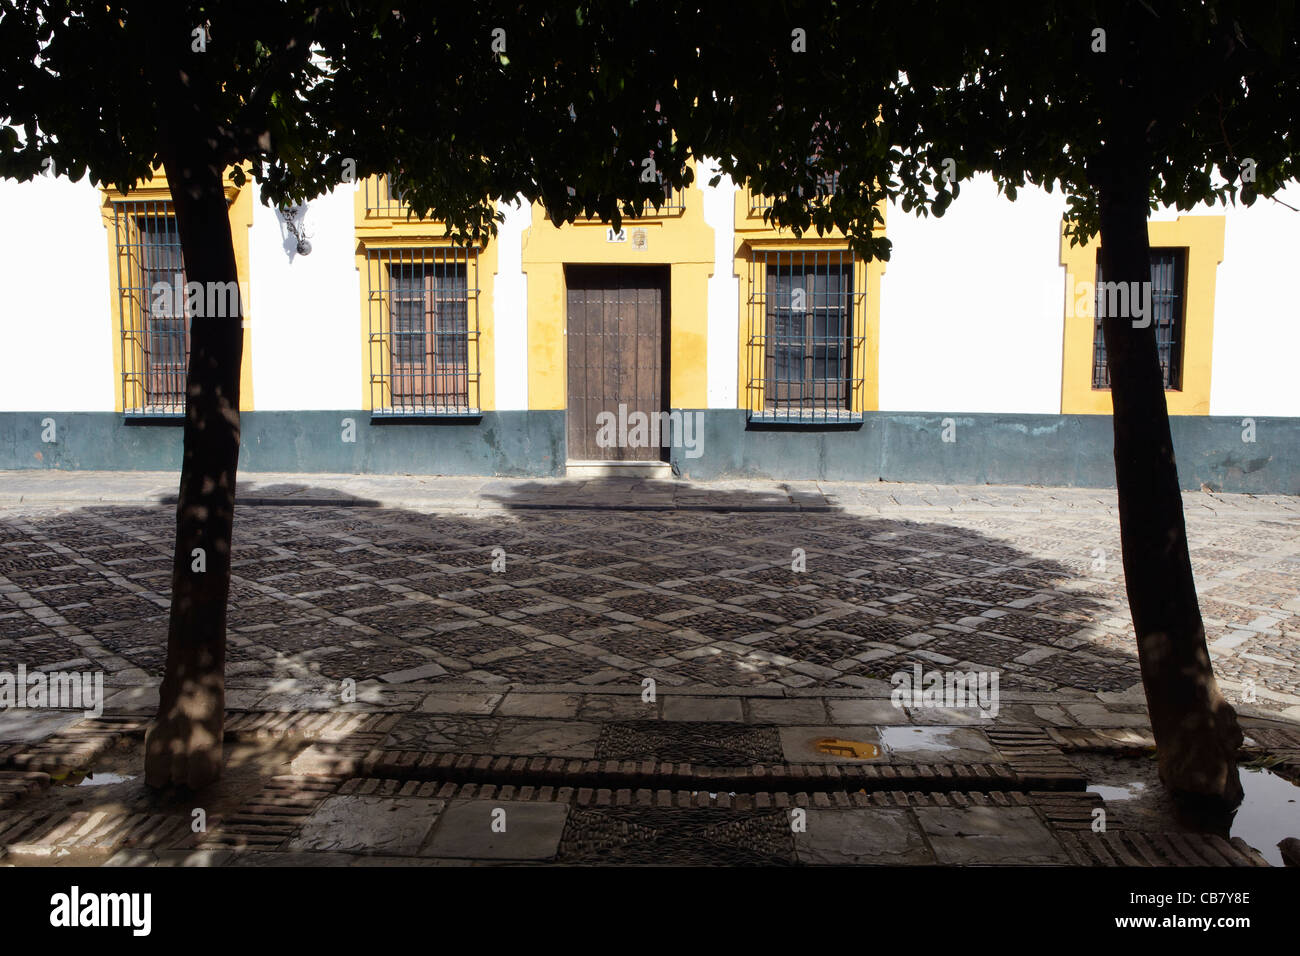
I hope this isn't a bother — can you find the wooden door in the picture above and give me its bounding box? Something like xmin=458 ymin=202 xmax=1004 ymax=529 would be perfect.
xmin=565 ymin=266 xmax=668 ymax=461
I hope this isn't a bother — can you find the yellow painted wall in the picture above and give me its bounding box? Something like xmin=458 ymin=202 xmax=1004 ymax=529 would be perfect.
xmin=1060 ymin=215 xmax=1225 ymax=415
xmin=521 ymin=173 xmax=714 ymax=411
xmin=733 ymin=187 xmax=885 ymax=412
xmin=353 ymin=178 xmax=497 ymax=411
xmin=101 ymin=170 xmax=255 ymax=412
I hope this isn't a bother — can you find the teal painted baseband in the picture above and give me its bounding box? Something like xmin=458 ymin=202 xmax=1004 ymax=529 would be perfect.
xmin=1 ymin=410 xmax=1295 ymax=494
xmin=668 ymin=411 xmax=1300 ymax=495
xmin=0 ymin=411 xmax=566 ymax=478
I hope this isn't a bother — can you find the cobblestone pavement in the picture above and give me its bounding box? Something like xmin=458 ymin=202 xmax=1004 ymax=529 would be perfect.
xmin=1 ymin=477 xmax=1297 ymax=714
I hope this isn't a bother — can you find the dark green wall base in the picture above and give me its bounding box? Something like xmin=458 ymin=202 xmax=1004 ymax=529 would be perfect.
xmin=1 ymin=409 xmax=1296 ymax=494
xmin=0 ymin=411 xmax=566 ymax=477
xmin=670 ymin=411 xmax=1300 ymax=494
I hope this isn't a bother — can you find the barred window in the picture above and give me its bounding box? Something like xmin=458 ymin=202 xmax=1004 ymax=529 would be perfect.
xmin=749 ymin=171 xmax=840 ymax=216
xmin=111 ymin=200 xmax=188 ymax=416
xmin=746 ymin=249 xmax=866 ymax=423
xmin=366 ymin=247 xmax=479 ymax=414
xmin=1092 ymin=248 xmax=1186 ymax=389
xmin=364 ymin=175 xmax=407 ymax=218
xmin=642 ymin=174 xmax=686 ymax=216
xmin=556 ymin=173 xmax=686 ymax=222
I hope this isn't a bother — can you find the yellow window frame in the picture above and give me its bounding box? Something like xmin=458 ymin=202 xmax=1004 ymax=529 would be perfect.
xmin=1060 ymin=215 xmax=1224 ymax=415
xmin=100 ymin=171 xmax=255 ymax=414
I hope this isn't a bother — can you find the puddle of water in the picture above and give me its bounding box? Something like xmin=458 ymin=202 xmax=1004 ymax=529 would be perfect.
xmin=1231 ymin=768 xmax=1300 ymax=868
xmin=1086 ymin=768 xmax=1299 ymax=866
xmin=1087 ymin=781 xmax=1147 ymax=802
xmin=77 ymin=772 xmax=136 ymax=787
xmin=52 ymin=771 xmax=136 ymax=787
xmin=878 ymin=726 xmax=963 ymax=754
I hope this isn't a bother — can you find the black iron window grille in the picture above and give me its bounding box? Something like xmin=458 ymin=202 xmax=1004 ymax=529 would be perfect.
xmin=749 ymin=171 xmax=841 ymax=216
xmin=111 ymin=199 xmax=188 ymax=416
xmin=364 ymin=175 xmax=408 ymax=217
xmin=1092 ymin=248 xmax=1186 ymax=390
xmin=746 ymin=249 xmax=866 ymax=423
xmin=641 ymin=174 xmax=687 ymax=216
xmin=366 ymin=246 xmax=480 ymax=415
xmin=561 ymin=173 xmax=685 ymax=221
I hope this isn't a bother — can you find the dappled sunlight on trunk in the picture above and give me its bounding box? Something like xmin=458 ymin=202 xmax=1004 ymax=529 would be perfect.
xmin=145 ymin=126 xmax=245 ymax=790
xmin=1095 ymin=101 xmax=1246 ymax=820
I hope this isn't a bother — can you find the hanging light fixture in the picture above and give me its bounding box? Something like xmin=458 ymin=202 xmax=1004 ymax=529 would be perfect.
xmin=277 ymin=202 xmax=313 ymax=256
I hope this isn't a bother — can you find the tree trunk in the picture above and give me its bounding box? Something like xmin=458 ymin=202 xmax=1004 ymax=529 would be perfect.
xmin=142 ymin=130 xmax=243 ymax=790
xmin=1095 ymin=120 xmax=1243 ymax=822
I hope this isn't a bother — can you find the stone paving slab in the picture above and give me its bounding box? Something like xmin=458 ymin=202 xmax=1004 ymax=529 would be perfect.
xmin=491 ymin=719 xmax=602 ymax=758
xmin=915 ymin=805 xmax=1071 ymax=865
xmin=0 ymin=710 xmax=85 ymax=744
xmin=793 ymin=808 xmax=934 ymax=865
xmin=423 ymin=799 xmax=568 ymax=860
xmin=285 ymin=794 xmax=445 ymax=856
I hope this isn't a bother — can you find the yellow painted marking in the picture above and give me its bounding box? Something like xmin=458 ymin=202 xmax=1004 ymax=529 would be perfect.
xmin=813 ymin=737 xmax=881 ymax=760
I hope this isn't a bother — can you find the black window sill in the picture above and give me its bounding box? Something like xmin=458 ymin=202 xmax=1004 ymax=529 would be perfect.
xmin=369 ymin=410 xmax=483 ymax=424
xmin=123 ymin=414 xmax=185 ymax=426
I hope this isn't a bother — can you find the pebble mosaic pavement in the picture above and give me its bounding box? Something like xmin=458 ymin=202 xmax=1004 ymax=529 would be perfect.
xmin=1 ymin=497 xmax=1296 ymax=710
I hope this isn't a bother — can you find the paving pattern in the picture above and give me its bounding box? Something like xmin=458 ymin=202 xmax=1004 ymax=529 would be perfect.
xmin=2 ymin=701 xmax=1295 ymax=866
xmin=1 ymin=492 xmax=1298 ymax=711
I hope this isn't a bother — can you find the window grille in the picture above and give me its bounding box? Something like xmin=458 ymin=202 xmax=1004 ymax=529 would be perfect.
xmin=364 ymin=175 xmax=408 ymax=217
xmin=366 ymin=246 xmax=480 ymax=415
xmin=745 ymin=249 xmax=866 ymax=423
xmin=561 ymin=174 xmax=685 ymax=221
xmin=110 ymin=199 xmax=188 ymax=416
xmin=1092 ymin=248 xmax=1186 ymax=390
xmin=643 ymin=175 xmax=687 ymax=216
xmin=749 ymin=171 xmax=841 ymax=216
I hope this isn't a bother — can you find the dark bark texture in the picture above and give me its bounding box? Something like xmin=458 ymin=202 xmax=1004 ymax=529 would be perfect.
xmin=1094 ymin=99 xmax=1243 ymax=820
xmin=142 ymin=34 xmax=243 ymax=789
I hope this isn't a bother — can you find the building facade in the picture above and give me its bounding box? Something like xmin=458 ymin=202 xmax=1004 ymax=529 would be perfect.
xmin=1 ymin=163 xmax=1297 ymax=493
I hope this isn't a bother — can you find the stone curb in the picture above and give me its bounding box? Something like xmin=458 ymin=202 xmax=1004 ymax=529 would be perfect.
xmin=1058 ymin=830 xmax=1270 ymax=867
xmin=0 ymin=716 xmax=144 ymax=775
xmin=303 ymin=749 xmax=1086 ymax=794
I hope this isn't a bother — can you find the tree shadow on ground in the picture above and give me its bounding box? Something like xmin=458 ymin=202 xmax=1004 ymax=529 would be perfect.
xmin=1 ymin=479 xmax=1145 ymax=700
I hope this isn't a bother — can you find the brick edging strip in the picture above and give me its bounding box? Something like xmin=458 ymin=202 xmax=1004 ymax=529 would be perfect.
xmin=291 ymin=746 xmax=1087 ymax=793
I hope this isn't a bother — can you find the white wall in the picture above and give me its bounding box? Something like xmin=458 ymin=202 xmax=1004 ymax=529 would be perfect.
xmin=0 ymin=176 xmax=114 ymax=411
xmin=1209 ymin=185 xmax=1300 ymax=417
xmin=1 ymin=170 xmax=1298 ymax=420
xmin=876 ymin=175 xmax=1300 ymax=419
xmin=248 ymin=183 xmax=361 ymax=409
xmin=702 ymin=160 xmax=740 ymax=408
xmin=493 ymin=197 xmax=530 ymax=410
xmin=878 ymin=174 xmax=1067 ymax=414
